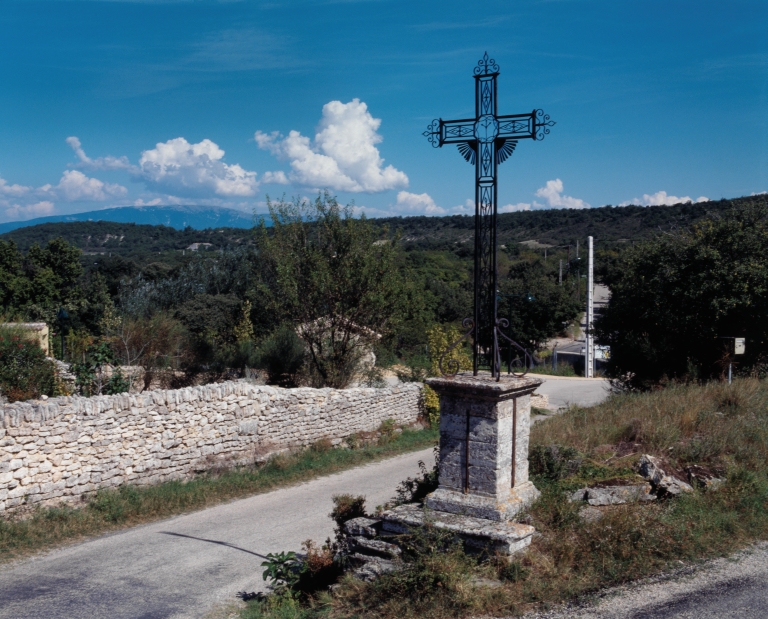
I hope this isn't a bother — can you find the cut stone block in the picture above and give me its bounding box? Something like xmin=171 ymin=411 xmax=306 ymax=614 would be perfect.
xmin=343 ymin=517 xmax=381 ymax=537
xmin=426 ymin=482 xmax=540 ymax=521
xmin=425 ymin=372 xmax=543 ymax=522
xmin=569 ymin=482 xmax=655 ymax=506
xmin=380 ymin=503 xmax=534 ymax=555
xmin=350 ymin=536 xmax=401 ymax=558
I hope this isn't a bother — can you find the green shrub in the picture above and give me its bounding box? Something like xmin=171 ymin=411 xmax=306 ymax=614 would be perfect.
xmin=0 ymin=327 xmax=56 ymax=402
xmin=528 ymin=444 xmax=582 ymax=480
xmin=257 ymin=324 xmax=306 ymax=386
xmin=329 ymin=494 xmax=368 ymax=530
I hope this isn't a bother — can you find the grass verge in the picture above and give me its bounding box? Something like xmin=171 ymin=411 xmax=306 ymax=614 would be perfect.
xmin=243 ymin=378 xmax=768 ymax=618
xmin=527 ymin=363 xmax=578 ymax=377
xmin=0 ymin=426 xmax=438 ymax=563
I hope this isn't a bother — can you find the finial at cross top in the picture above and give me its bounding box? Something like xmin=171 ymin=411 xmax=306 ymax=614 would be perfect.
xmin=474 ymin=51 xmax=499 ymax=76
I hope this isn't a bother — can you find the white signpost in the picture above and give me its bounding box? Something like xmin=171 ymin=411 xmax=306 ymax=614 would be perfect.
xmin=584 ymin=236 xmax=595 ymax=378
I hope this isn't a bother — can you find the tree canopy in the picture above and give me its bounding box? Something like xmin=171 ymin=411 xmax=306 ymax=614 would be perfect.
xmin=254 ymin=192 xmax=406 ymax=388
xmin=596 ymin=199 xmax=768 ymax=389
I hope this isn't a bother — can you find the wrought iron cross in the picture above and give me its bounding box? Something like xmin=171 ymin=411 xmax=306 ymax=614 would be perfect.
xmin=423 ymin=52 xmax=555 ymax=379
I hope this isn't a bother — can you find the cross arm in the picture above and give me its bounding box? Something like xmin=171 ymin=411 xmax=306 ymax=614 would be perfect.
xmin=423 ymin=118 xmax=476 ymax=147
xmin=497 ymin=109 xmax=555 ymax=141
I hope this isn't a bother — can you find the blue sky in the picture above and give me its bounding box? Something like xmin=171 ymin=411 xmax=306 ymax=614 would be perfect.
xmin=0 ymin=0 xmax=766 ymax=222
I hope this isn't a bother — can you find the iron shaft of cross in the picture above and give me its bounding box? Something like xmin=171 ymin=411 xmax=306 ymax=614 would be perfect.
xmin=424 ymin=52 xmax=555 ymax=380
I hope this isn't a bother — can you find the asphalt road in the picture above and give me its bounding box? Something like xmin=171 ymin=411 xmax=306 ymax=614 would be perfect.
xmin=0 ymin=449 xmax=435 ymax=619
xmin=0 ymin=378 xmax=609 ymax=619
xmin=532 ymin=375 xmax=611 ymax=409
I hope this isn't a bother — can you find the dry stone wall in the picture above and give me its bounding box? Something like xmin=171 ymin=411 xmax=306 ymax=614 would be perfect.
xmin=0 ymin=381 xmax=422 ymax=515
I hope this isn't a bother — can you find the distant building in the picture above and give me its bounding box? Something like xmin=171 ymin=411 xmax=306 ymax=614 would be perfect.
xmin=186 ymin=242 xmax=213 ymax=251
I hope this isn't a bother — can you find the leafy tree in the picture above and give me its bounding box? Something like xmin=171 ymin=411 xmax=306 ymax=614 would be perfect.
xmin=0 ymin=240 xmax=29 ymax=310
xmin=595 ymin=199 xmax=768 ymax=389
xmin=254 ymin=192 xmax=405 ymax=388
xmin=117 ymin=247 xmax=256 ymax=319
xmin=70 ymin=340 xmax=128 ymax=396
xmin=106 ymin=312 xmax=189 ymax=391
xmin=174 ymin=293 xmax=242 ymax=347
xmin=499 ymin=255 xmax=583 ymax=355
xmin=25 ymin=238 xmax=83 ymax=313
xmin=256 ymin=324 xmax=307 ymax=386
xmin=0 ymin=326 xmax=57 ymax=402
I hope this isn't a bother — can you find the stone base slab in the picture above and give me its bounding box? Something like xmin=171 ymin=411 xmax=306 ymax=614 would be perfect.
xmin=424 ymin=481 xmax=540 ymax=522
xmin=379 ymin=503 xmax=535 ymax=555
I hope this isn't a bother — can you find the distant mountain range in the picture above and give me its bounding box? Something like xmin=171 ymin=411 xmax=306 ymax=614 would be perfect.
xmin=0 ymin=205 xmax=257 ymax=235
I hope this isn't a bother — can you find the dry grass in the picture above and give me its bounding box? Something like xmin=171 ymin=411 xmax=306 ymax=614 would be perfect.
xmin=243 ymin=379 xmax=768 ymax=619
xmin=531 ymin=378 xmax=768 ymax=471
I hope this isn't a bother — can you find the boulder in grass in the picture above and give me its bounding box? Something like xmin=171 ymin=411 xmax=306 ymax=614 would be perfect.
xmin=685 ymin=465 xmax=725 ymax=491
xmin=638 ymin=455 xmax=694 ymax=496
xmin=569 ymin=479 xmax=655 ymax=506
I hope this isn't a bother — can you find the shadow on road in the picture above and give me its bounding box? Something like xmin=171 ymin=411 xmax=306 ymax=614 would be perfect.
xmin=159 ymin=531 xmax=269 ymax=559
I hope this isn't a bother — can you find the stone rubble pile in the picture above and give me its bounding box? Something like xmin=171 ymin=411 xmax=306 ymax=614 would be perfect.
xmin=569 ymin=453 xmax=725 ymax=511
xmin=637 ymin=454 xmax=695 ymax=496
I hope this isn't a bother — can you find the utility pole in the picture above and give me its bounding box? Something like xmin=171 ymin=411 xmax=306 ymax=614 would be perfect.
xmin=576 ymin=239 xmax=579 ymax=258
xmin=559 ymin=259 xmax=563 ymax=285
xmin=584 ymin=236 xmax=594 ymax=378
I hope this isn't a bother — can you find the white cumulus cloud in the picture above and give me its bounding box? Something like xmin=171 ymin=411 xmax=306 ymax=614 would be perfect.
xmin=499 ymin=202 xmax=532 ymax=213
xmin=66 ymin=136 xmax=135 ymax=171
xmin=139 ymin=137 xmax=259 ymax=197
xmin=534 ymin=179 xmax=590 ymax=209
xmin=619 ymin=191 xmax=709 ymax=207
xmin=262 ymin=170 xmax=289 ymax=184
xmin=395 ymin=191 xmax=445 ymax=215
xmin=450 ymin=199 xmax=475 ymax=214
xmin=45 ymin=170 xmax=127 ymax=202
xmin=0 ymin=176 xmax=31 ymax=198
xmin=255 ymin=99 xmax=408 ymax=193
xmin=4 ymin=201 xmax=55 ymax=221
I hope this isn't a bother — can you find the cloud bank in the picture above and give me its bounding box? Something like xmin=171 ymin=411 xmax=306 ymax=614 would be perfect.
xmin=4 ymin=201 xmax=55 ymax=221
xmin=48 ymin=170 xmax=127 ymax=201
xmin=255 ymin=99 xmax=408 ymax=193
xmin=355 ymin=179 xmax=591 ymax=218
xmin=619 ymin=190 xmax=709 ymax=207
xmin=534 ymin=179 xmax=590 ymax=209
xmin=395 ymin=191 xmax=445 ymax=215
xmin=498 ymin=179 xmax=590 ymax=213
xmin=138 ymin=137 xmax=259 ymax=197
xmin=66 ymin=136 xmax=135 ymax=171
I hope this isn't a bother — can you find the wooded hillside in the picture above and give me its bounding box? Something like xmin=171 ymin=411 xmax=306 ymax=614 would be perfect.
xmin=2 ymin=196 xmax=755 ymax=261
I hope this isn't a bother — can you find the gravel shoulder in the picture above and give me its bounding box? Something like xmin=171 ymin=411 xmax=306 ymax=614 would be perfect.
xmin=521 ymin=542 xmax=768 ymax=619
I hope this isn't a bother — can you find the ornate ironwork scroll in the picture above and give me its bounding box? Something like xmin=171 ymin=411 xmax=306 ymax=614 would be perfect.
xmin=423 ymin=52 xmax=555 ymax=380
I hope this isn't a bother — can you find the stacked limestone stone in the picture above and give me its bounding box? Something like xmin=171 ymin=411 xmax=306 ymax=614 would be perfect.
xmin=0 ymin=381 xmax=422 ymax=515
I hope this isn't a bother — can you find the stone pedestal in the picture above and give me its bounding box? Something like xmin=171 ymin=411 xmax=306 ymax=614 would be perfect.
xmin=424 ymin=372 xmax=543 ymax=522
